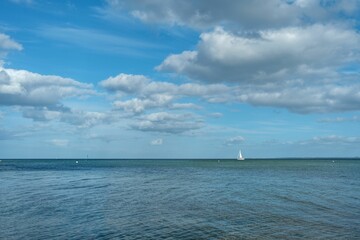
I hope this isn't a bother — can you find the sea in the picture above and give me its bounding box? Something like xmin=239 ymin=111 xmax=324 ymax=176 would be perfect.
xmin=1 ymin=158 xmax=359 ymax=239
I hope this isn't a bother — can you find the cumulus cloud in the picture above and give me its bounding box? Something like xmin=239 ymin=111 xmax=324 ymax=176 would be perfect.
xmin=113 ymin=95 xmax=174 ymax=114
xmin=157 ymin=25 xmax=360 ymax=83
xmin=101 ymin=71 xmax=360 ymax=114
xmin=0 ymin=66 xmax=108 ymax=129
xmin=0 ymin=67 xmax=94 ymax=107
xmin=0 ymin=33 xmax=22 ymax=58
xmin=101 ymin=73 xmax=221 ymax=96
xmin=21 ymin=106 xmax=112 ymax=128
xmin=102 ymin=0 xmax=360 ymax=30
xmin=172 ymin=103 xmax=200 ymax=110
xmin=155 ymin=24 xmax=360 ymax=113
xmin=59 ymin=111 xmax=112 ymax=128
xmin=150 ymin=138 xmax=163 ymax=145
xmin=49 ymin=139 xmax=69 ymax=147
xmin=100 ymin=73 xmax=150 ymax=93
xmin=95 ymin=1 xmax=360 ymax=115
xmin=236 ymin=83 xmax=360 ymax=113
xmin=131 ymin=112 xmax=204 ymax=134
xmin=100 ymin=73 xmax=230 ymax=114
xmin=0 ymin=33 xmax=109 ymax=129
xmin=225 ymin=136 xmax=245 ymax=146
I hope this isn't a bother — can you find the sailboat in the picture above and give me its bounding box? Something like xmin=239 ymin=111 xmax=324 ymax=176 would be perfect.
xmin=237 ymin=149 xmax=245 ymax=160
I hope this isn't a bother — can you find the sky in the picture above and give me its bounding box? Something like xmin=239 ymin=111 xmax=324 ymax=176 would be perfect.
xmin=0 ymin=0 xmax=360 ymax=159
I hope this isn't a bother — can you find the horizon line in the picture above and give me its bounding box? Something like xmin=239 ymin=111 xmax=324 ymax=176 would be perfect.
xmin=1 ymin=157 xmax=359 ymax=160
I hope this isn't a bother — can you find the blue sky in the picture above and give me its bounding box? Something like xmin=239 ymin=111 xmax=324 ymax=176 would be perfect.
xmin=0 ymin=0 xmax=360 ymax=158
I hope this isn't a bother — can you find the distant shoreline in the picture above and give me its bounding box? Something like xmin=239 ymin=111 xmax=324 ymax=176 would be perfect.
xmin=1 ymin=157 xmax=360 ymax=161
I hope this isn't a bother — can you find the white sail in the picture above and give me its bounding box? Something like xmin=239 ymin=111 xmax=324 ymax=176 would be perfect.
xmin=237 ymin=149 xmax=245 ymax=160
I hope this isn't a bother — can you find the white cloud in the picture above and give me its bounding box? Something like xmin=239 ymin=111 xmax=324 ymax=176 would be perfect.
xmin=225 ymin=136 xmax=245 ymax=146
xmin=85 ymin=133 xmax=119 ymax=143
xmin=100 ymin=73 xmax=150 ymax=93
xmin=318 ymin=116 xmax=360 ymax=123
xmin=236 ymin=83 xmax=360 ymax=113
xmin=113 ymin=94 xmax=174 ymax=114
xmin=107 ymin=0 xmax=354 ymax=117
xmin=0 ymin=33 xmax=22 ymax=51
xmin=101 ymin=70 xmax=360 ymax=114
xmin=113 ymin=95 xmax=201 ymax=114
xmin=157 ymin=25 xmax=360 ymax=83
xmin=155 ymin=25 xmax=360 ymax=113
xmin=150 ymin=138 xmax=163 ymax=145
xmin=131 ymin=112 xmax=204 ymax=134
xmin=0 ymin=67 xmax=94 ymax=107
xmin=102 ymin=0 xmax=360 ymax=30
xmin=21 ymin=106 xmax=112 ymax=129
xmin=100 ymin=73 xmax=229 ymax=114
xmin=60 ymin=111 xmax=111 ymax=129
xmin=0 ymin=66 xmax=107 ymax=129
xmin=96 ymin=2 xmax=360 ymax=115
xmin=172 ymin=103 xmax=200 ymax=110
xmin=49 ymin=139 xmax=69 ymax=147
xmin=300 ymin=135 xmax=360 ymax=145
xmin=0 ymin=33 xmax=22 ymax=58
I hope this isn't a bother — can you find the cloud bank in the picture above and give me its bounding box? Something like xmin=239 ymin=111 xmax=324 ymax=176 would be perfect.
xmin=96 ymin=1 xmax=360 ymax=114
xmin=100 ymin=73 xmax=230 ymax=114
xmin=103 ymin=0 xmax=360 ymax=30
xmin=131 ymin=112 xmax=203 ymax=134
xmin=157 ymin=25 xmax=360 ymax=83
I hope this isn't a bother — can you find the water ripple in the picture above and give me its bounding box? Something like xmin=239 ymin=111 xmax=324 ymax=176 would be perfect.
xmin=1 ymin=159 xmax=359 ymax=239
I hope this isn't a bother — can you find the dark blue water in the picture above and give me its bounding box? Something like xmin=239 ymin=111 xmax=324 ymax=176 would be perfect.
xmin=1 ymin=159 xmax=359 ymax=239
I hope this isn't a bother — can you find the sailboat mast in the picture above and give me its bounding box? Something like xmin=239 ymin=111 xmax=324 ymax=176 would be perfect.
xmin=237 ymin=148 xmax=245 ymax=160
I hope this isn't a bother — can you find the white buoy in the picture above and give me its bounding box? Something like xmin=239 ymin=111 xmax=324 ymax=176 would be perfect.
xmin=76 ymin=160 xmax=79 ymax=164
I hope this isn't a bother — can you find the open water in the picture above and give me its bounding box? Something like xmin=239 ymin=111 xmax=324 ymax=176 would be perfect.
xmin=1 ymin=159 xmax=359 ymax=239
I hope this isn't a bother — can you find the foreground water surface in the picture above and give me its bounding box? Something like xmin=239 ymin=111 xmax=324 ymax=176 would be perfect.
xmin=1 ymin=159 xmax=359 ymax=239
